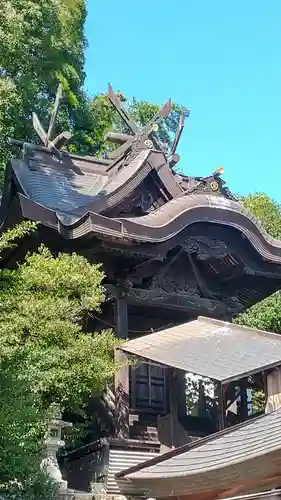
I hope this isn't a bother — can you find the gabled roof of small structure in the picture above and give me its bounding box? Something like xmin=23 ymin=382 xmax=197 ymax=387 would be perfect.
xmin=119 ymin=316 xmax=281 ymax=383
xmin=118 ymin=408 xmax=281 ymax=499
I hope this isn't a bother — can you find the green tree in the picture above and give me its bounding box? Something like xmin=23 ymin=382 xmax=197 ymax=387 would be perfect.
xmin=0 ymin=357 xmax=57 ymax=500
xmin=0 ymin=223 xmax=123 ymax=496
xmin=0 ymin=244 xmax=121 ymax=408
xmin=235 ymin=193 xmax=281 ymax=412
xmin=241 ymin=193 xmax=281 ymax=240
xmin=0 ymin=0 xmax=87 ymax=180
xmin=235 ymin=193 xmax=281 ymax=333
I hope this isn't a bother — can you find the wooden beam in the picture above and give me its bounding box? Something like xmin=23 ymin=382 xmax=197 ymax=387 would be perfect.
xmin=188 ymin=252 xmax=217 ymax=299
xmin=105 ymin=284 xmax=237 ymax=318
xmin=114 ymin=348 xmax=130 ymax=439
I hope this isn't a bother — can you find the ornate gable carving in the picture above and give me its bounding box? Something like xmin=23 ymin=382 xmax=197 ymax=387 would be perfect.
xmin=176 ymin=168 xmax=236 ymax=201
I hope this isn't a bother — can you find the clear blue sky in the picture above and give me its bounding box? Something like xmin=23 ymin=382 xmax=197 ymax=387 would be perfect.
xmin=85 ymin=1 xmax=281 ymax=200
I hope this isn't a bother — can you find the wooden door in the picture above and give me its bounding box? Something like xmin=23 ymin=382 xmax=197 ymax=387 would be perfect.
xmin=130 ymin=362 xmax=168 ymax=414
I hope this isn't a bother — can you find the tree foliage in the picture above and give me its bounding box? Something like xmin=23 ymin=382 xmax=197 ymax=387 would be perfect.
xmin=0 ymin=0 xmax=88 ymax=180
xmin=235 ymin=193 xmax=281 ymax=334
xmin=0 ymin=223 xmax=122 ymax=497
xmin=0 ymin=244 xmax=122 ymax=408
xmin=241 ymin=193 xmax=281 ymax=240
xmin=0 ymin=358 xmax=57 ymax=500
xmin=0 ymin=0 xmax=184 ymax=182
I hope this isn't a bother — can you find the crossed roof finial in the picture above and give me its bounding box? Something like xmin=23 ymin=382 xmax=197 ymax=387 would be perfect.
xmin=32 ymin=84 xmax=72 ymax=158
xmin=12 ymin=83 xmax=188 ymax=167
xmin=107 ymin=83 xmax=189 ymax=162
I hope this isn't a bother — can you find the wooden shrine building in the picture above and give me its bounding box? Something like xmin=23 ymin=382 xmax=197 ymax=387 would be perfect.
xmin=2 ymin=84 xmax=281 ymax=496
xmin=113 ymin=317 xmax=281 ymax=498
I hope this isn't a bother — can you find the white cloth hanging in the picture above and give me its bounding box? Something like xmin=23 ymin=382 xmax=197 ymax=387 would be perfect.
xmin=265 ymin=367 xmax=281 ymax=413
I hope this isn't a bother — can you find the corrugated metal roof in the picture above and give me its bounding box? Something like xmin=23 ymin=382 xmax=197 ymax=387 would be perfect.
xmin=107 ymin=447 xmax=159 ymax=495
xmin=120 ymin=317 xmax=281 ymax=383
xmin=122 ymin=408 xmax=281 ymax=498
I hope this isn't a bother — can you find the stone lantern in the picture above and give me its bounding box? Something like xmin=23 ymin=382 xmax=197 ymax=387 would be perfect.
xmin=42 ymin=404 xmax=72 ymax=492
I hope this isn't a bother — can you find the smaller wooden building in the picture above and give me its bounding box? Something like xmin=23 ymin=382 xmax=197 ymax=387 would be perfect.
xmin=63 ymin=317 xmax=281 ymax=496
xmin=114 ymin=318 xmax=281 ymax=500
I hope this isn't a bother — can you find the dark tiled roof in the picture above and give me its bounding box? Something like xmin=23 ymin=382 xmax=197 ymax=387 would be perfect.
xmin=120 ymin=317 xmax=281 ymax=383
xmin=13 ymin=149 xmax=152 ymax=224
xmin=5 ymin=144 xmax=281 ymax=269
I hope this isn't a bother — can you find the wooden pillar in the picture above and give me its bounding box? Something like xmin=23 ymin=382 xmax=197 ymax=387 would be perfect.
xmin=215 ymin=382 xmax=225 ymax=431
xmin=168 ymin=368 xmax=179 ymax=416
xmin=114 ymin=297 xmax=129 ymax=439
xmin=177 ymin=371 xmax=187 ymax=419
xmin=115 ymin=298 xmax=128 ymax=339
xmin=168 ymin=368 xmax=177 ymax=449
xmin=114 ymin=348 xmax=130 ymax=439
xmin=239 ymin=378 xmax=248 ymax=421
xmin=264 ymin=370 xmax=269 ymax=411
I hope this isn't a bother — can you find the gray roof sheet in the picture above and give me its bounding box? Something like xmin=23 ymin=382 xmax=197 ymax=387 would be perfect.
xmin=12 ymin=149 xmax=151 ymax=224
xmin=122 ymin=408 xmax=281 ymax=497
xmin=127 ymin=408 xmax=281 ymax=479
xmin=120 ymin=317 xmax=281 ymax=383
xmin=13 ymin=157 xmax=107 ymax=214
